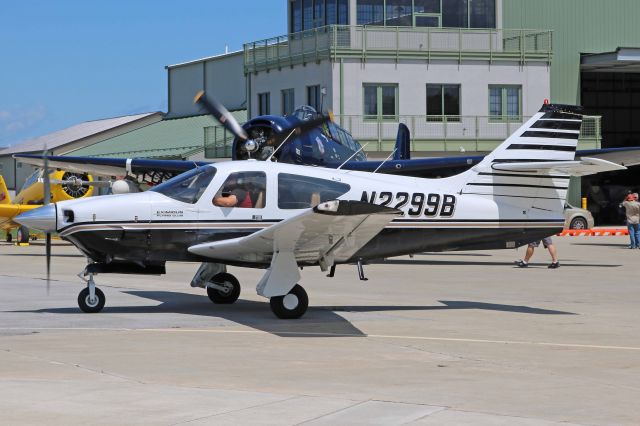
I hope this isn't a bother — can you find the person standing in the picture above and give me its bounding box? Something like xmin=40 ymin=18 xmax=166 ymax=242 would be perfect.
xmin=621 ymin=193 xmax=640 ymax=249
xmin=515 ymin=237 xmax=559 ymax=269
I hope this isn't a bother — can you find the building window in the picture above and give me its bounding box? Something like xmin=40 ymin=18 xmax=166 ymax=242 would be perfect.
xmin=386 ymin=0 xmax=412 ymax=26
xmin=426 ymin=84 xmax=460 ymax=121
xmin=357 ymin=0 xmax=384 ymax=25
xmin=307 ymin=85 xmax=322 ymax=112
xmin=282 ymin=89 xmax=295 ymax=116
xmin=291 ymin=0 xmax=303 ymax=33
xmin=291 ymin=0 xmax=350 ymax=33
xmin=356 ymin=0 xmax=495 ymax=28
xmin=338 ymin=0 xmax=348 ymax=24
xmin=489 ymin=85 xmax=521 ymax=120
xmin=363 ymin=84 xmax=398 ymax=120
xmin=258 ymin=92 xmax=270 ymax=116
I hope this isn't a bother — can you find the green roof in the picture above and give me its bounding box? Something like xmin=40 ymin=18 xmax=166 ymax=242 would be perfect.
xmin=66 ymin=111 xmax=247 ymax=159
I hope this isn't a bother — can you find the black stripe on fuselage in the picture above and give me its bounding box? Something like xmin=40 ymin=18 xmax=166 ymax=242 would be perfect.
xmin=466 ymin=182 xmax=569 ymax=190
xmin=507 ymin=143 xmax=576 ymax=152
xmin=530 ymin=120 xmax=582 ymax=131
xmin=478 ymin=172 xmax=571 ymax=180
xmin=57 ymin=219 xmax=283 ymax=233
xmin=462 ymin=192 xmax=565 ymax=200
xmin=492 ymin=159 xmax=568 ymax=163
xmin=520 ymin=131 xmax=580 ymax=140
xmin=66 ymin=226 xmax=565 ymax=266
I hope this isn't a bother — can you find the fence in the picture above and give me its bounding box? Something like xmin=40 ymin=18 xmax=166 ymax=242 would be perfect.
xmin=244 ymin=26 xmax=553 ymax=73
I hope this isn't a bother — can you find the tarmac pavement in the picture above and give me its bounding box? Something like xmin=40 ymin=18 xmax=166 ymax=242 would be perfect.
xmin=0 ymin=237 xmax=638 ymax=425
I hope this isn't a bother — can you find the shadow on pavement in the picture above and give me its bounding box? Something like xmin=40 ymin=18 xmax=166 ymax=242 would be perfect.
xmin=375 ymin=259 xmax=620 ymax=267
xmin=8 ymin=291 xmax=576 ymax=338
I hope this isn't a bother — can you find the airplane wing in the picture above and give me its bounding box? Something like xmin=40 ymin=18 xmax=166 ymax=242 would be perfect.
xmin=491 ymin=157 xmax=627 ymax=176
xmin=188 ymin=200 xmax=400 ymax=265
xmin=13 ymin=154 xmax=211 ymax=178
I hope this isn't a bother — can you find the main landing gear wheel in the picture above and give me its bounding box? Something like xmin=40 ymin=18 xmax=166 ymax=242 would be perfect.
xmin=17 ymin=226 xmax=29 ymax=244
xmin=270 ymin=284 xmax=308 ymax=319
xmin=77 ymin=287 xmax=105 ymax=313
xmin=5 ymin=232 xmax=12 ymax=243
xmin=206 ymin=272 xmax=241 ymax=304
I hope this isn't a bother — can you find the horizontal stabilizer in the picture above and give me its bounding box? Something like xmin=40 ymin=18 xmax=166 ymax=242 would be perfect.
xmin=491 ymin=157 xmax=626 ymax=176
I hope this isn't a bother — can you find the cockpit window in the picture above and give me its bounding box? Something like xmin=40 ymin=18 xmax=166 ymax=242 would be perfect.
xmin=213 ymin=171 xmax=266 ymax=209
xmin=150 ymin=166 xmax=216 ymax=204
xmin=278 ymin=173 xmax=350 ymax=209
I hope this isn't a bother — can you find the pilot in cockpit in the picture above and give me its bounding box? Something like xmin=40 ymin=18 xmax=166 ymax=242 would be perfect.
xmin=213 ymin=173 xmax=265 ymax=208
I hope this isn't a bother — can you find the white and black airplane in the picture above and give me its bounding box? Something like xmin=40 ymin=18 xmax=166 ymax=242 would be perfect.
xmin=15 ymin=104 xmax=625 ymax=319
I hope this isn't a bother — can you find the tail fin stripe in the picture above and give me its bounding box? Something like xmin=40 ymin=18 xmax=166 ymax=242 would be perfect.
xmin=541 ymin=111 xmax=582 ymax=120
xmin=531 ymin=121 xmax=582 ymax=131
xmin=507 ymin=144 xmax=576 ymax=152
xmin=520 ymin=131 xmax=579 ymax=140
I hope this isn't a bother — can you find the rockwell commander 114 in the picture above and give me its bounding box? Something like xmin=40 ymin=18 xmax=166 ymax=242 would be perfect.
xmin=15 ymin=103 xmax=625 ymax=319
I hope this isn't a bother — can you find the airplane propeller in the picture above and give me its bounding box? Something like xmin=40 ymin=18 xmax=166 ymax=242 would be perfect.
xmin=42 ymin=149 xmax=51 ymax=293
xmin=194 ymin=90 xmax=330 ymax=160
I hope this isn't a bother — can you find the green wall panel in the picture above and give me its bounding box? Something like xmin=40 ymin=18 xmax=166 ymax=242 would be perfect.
xmin=503 ymin=0 xmax=640 ymax=104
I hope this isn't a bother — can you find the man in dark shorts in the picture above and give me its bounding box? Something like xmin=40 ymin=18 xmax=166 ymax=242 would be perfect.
xmin=515 ymin=236 xmax=559 ymax=269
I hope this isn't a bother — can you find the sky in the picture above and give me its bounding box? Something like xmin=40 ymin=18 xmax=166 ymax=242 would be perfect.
xmin=0 ymin=0 xmax=286 ymax=148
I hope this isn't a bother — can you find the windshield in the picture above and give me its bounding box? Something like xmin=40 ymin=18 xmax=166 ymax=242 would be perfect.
xmin=150 ymin=166 xmax=216 ymax=204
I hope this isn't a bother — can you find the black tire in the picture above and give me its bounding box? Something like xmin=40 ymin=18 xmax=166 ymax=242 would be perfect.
xmin=570 ymin=217 xmax=588 ymax=230
xmin=17 ymin=226 xmax=29 ymax=244
xmin=77 ymin=287 xmax=105 ymax=313
xmin=5 ymin=232 xmax=12 ymax=243
xmin=269 ymin=284 xmax=308 ymax=319
xmin=206 ymin=273 xmax=241 ymax=304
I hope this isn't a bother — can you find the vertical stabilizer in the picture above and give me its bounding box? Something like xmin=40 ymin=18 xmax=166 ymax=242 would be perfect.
xmin=460 ymin=104 xmax=584 ymax=214
xmin=0 ymin=175 xmax=11 ymax=204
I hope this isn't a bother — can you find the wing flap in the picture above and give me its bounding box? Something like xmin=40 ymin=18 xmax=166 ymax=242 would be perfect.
xmin=491 ymin=157 xmax=626 ymax=176
xmin=188 ymin=200 xmax=400 ymax=264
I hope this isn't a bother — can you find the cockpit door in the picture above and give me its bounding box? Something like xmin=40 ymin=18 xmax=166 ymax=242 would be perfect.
xmin=196 ymin=170 xmax=269 ymax=244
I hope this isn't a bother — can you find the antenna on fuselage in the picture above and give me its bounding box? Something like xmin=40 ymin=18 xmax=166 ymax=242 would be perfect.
xmin=265 ymin=128 xmax=296 ymax=162
xmin=373 ymin=148 xmax=397 ymax=174
xmin=337 ymin=142 xmax=369 ymax=170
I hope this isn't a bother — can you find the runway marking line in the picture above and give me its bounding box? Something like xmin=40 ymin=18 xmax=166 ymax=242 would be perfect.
xmin=2 ymin=327 xmax=639 ymax=351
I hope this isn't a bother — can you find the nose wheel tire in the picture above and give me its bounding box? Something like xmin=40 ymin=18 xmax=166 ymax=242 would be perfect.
xmin=78 ymin=287 xmax=105 ymax=313
xmin=17 ymin=226 xmax=29 ymax=244
xmin=206 ymin=273 xmax=241 ymax=304
xmin=270 ymin=284 xmax=308 ymax=319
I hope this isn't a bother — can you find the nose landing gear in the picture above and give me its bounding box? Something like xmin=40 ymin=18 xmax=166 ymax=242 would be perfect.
xmin=77 ymin=271 xmax=105 ymax=313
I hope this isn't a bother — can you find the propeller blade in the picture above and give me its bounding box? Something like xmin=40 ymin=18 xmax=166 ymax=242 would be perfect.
xmin=42 ymin=149 xmax=51 ymax=293
xmin=45 ymin=233 xmax=51 ymax=294
xmin=194 ymin=90 xmax=248 ymax=141
xmin=43 ymin=152 xmax=50 ymax=206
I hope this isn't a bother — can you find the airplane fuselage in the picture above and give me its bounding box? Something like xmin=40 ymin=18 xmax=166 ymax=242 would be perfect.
xmin=53 ymin=161 xmax=563 ymax=268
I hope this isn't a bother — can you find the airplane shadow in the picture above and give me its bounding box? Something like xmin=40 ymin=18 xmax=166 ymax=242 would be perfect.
xmin=9 ymin=291 xmax=576 ymax=338
xmin=374 ymin=259 xmax=621 ymax=267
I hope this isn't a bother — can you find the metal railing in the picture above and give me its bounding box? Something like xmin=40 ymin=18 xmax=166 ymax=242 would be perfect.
xmin=203 ymin=115 xmax=601 ymax=157
xmin=244 ymin=25 xmax=553 ymax=73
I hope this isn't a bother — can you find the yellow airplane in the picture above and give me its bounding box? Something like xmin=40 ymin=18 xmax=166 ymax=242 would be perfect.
xmin=1 ymin=170 xmax=95 ymax=243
